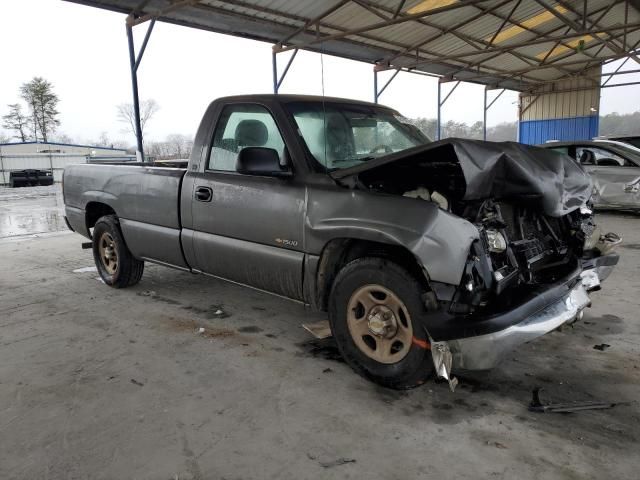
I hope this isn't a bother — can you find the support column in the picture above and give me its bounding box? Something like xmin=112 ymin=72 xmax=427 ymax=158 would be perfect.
xmin=126 ymin=22 xmax=144 ymax=162
xmin=373 ymin=67 xmax=401 ymax=105
xmin=272 ymin=48 xmax=298 ymax=94
xmin=483 ymin=88 xmax=487 ymax=141
xmin=436 ymin=81 xmax=441 ymax=140
xmin=272 ymin=51 xmax=278 ymax=94
xmin=483 ymin=88 xmax=506 ymax=141
xmin=373 ymin=70 xmax=378 ymax=103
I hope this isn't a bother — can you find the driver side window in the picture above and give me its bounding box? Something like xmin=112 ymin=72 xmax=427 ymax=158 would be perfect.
xmin=208 ymin=104 xmax=285 ymax=172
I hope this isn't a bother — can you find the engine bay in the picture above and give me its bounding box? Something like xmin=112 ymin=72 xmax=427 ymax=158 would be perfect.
xmin=349 ymin=145 xmax=607 ymax=314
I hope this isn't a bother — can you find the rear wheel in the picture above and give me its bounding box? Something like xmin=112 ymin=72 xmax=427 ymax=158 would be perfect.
xmin=92 ymin=215 xmax=144 ymax=288
xmin=329 ymin=257 xmax=434 ymax=389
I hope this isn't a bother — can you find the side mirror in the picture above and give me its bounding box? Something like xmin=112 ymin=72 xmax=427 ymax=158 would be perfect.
xmin=236 ymin=147 xmax=292 ymax=178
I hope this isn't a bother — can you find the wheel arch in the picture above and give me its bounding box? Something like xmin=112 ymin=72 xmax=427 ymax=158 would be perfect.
xmin=313 ymin=237 xmax=431 ymax=312
xmin=85 ymin=201 xmax=117 ymax=236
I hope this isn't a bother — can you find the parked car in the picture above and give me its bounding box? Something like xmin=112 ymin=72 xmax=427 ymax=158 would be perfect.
xmin=594 ymin=135 xmax=640 ymax=149
xmin=63 ymin=95 xmax=619 ymax=390
xmin=540 ymin=140 xmax=640 ymax=210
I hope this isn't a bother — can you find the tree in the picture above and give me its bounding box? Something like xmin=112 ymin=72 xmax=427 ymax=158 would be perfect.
xmin=147 ymin=133 xmax=194 ymax=160
xmin=117 ymin=99 xmax=159 ymax=141
xmin=2 ymin=103 xmax=30 ymax=142
xmin=20 ymin=77 xmax=60 ymax=142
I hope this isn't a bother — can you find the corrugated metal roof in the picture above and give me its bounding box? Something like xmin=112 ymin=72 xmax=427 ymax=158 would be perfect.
xmin=64 ymin=0 xmax=640 ymax=91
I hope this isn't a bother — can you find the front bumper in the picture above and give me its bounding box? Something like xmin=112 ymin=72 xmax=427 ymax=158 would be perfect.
xmin=581 ymin=252 xmax=619 ymax=291
xmin=445 ymin=282 xmax=590 ymax=370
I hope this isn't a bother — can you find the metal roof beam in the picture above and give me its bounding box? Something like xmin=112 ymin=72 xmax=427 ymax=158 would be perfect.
xmin=554 ymin=0 xmax=628 ymax=53
xmin=460 ymin=41 xmax=639 ymax=83
xmin=127 ymin=0 xmax=199 ymax=26
xmin=387 ymin=3 xmax=624 ymax=80
xmin=277 ymin=0 xmax=489 ymax=53
xmin=470 ymin=1 xmax=601 ymax=63
xmin=263 ymin=0 xmax=545 ymax=84
xmin=527 ymin=81 xmax=640 ymax=95
xmin=393 ymin=22 xmax=640 ymax=69
xmin=486 ymin=0 xmax=522 ymax=48
xmin=533 ymin=0 xmax=640 ymax=65
xmin=378 ymin=0 xmax=513 ymax=65
xmin=491 ymin=3 xmax=620 ymax=88
xmin=277 ymin=0 xmax=350 ymax=46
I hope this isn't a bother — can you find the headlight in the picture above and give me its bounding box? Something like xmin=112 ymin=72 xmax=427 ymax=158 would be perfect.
xmin=486 ymin=229 xmax=507 ymax=253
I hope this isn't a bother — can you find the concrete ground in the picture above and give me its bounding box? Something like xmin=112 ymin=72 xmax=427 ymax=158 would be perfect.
xmin=1 ymin=185 xmax=639 ymax=480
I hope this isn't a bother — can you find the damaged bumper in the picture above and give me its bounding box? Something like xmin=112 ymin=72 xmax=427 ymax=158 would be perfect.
xmin=581 ymin=252 xmax=619 ymax=290
xmin=430 ymin=248 xmax=619 ymax=377
xmin=446 ymin=282 xmax=590 ymax=370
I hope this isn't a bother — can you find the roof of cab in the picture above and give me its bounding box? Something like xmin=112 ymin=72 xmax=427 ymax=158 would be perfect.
xmin=213 ymin=94 xmax=392 ymax=110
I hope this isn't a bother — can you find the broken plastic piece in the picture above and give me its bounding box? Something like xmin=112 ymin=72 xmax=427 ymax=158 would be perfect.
xmin=529 ymin=387 xmax=616 ymax=413
xmin=197 ymin=327 xmax=205 ymax=334
xmin=403 ymin=186 xmax=431 ymax=201
xmin=430 ymin=191 xmax=449 ymax=210
xmin=580 ymin=269 xmax=600 ymax=291
xmin=302 ymin=320 xmax=332 ymax=339
xmin=596 ymin=232 xmax=622 ymax=255
xmin=430 ymin=341 xmax=458 ymax=392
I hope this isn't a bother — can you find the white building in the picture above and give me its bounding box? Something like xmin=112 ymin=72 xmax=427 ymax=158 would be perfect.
xmin=0 ymin=141 xmax=128 ymax=157
xmin=0 ymin=141 xmax=134 ymax=184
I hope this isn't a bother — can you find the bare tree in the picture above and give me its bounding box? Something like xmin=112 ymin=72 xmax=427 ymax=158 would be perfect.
xmin=147 ymin=133 xmax=193 ymax=160
xmin=20 ymin=77 xmax=60 ymax=142
xmin=117 ymin=99 xmax=159 ymax=141
xmin=53 ymin=133 xmax=75 ymax=144
xmin=2 ymin=103 xmax=30 ymax=142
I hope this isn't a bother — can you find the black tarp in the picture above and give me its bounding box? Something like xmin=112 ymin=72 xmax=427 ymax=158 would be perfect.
xmin=333 ymin=139 xmax=593 ymax=217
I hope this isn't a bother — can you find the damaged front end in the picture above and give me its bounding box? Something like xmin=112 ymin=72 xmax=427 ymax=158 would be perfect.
xmin=333 ymin=139 xmax=620 ymax=382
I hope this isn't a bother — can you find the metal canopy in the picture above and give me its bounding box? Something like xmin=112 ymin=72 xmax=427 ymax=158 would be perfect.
xmin=66 ymin=0 xmax=640 ymax=92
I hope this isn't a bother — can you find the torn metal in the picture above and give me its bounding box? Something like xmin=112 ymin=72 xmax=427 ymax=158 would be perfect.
xmin=430 ymin=341 xmax=458 ymax=392
xmin=529 ymin=388 xmax=617 ymax=413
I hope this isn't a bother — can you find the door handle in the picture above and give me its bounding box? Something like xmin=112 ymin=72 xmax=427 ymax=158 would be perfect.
xmin=195 ymin=186 xmax=212 ymax=202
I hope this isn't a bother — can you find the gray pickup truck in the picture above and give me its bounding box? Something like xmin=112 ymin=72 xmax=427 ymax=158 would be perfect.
xmin=64 ymin=94 xmax=619 ymax=390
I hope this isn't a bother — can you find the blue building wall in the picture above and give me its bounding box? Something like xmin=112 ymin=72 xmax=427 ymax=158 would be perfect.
xmin=518 ymin=115 xmax=599 ymax=145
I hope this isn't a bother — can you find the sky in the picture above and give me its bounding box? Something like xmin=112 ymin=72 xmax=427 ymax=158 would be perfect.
xmin=1 ymin=0 xmax=638 ymax=145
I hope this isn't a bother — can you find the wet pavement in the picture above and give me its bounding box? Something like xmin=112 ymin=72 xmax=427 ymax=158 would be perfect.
xmin=0 ymin=184 xmax=66 ymax=238
xmin=0 ymin=187 xmax=639 ymax=479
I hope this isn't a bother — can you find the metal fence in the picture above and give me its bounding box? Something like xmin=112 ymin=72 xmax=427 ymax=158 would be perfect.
xmin=0 ymin=153 xmax=137 ymax=184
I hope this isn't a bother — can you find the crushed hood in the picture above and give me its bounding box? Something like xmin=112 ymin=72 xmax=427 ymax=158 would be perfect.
xmin=332 ymin=139 xmax=593 ymax=217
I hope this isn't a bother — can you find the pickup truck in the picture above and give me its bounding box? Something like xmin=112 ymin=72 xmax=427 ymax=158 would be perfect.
xmin=64 ymin=94 xmax=619 ymax=390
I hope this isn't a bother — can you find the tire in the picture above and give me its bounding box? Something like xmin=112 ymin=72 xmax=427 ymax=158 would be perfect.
xmin=329 ymin=257 xmax=434 ymax=390
xmin=92 ymin=214 xmax=144 ymax=288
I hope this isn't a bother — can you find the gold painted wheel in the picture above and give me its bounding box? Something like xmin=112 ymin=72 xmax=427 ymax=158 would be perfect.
xmin=346 ymin=284 xmax=413 ymax=364
xmin=98 ymin=232 xmax=118 ymax=275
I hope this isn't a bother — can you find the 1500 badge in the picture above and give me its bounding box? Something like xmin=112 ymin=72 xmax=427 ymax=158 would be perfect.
xmin=275 ymin=238 xmax=298 ymax=248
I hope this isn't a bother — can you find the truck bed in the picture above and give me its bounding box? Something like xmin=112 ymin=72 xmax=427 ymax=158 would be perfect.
xmin=64 ymin=163 xmax=188 ymax=268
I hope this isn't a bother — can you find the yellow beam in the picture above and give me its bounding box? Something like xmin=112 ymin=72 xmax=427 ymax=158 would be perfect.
xmin=407 ymin=0 xmax=458 ymax=15
xmin=487 ymin=4 xmax=567 ymax=44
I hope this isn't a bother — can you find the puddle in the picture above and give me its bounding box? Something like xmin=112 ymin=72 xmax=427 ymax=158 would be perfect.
xmin=0 ymin=185 xmax=66 ymax=238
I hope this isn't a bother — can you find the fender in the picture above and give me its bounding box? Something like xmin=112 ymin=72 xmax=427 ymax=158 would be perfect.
xmin=305 ymin=187 xmax=479 ymax=286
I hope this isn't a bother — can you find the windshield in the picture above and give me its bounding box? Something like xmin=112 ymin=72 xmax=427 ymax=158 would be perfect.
xmin=286 ymin=101 xmax=430 ymax=171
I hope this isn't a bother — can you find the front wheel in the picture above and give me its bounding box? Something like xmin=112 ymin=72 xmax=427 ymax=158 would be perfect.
xmin=329 ymin=257 xmax=434 ymax=389
xmin=92 ymin=215 xmax=144 ymax=288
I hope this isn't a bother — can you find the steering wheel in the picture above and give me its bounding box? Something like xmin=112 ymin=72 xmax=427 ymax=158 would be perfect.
xmin=369 ymin=144 xmax=393 ymax=154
